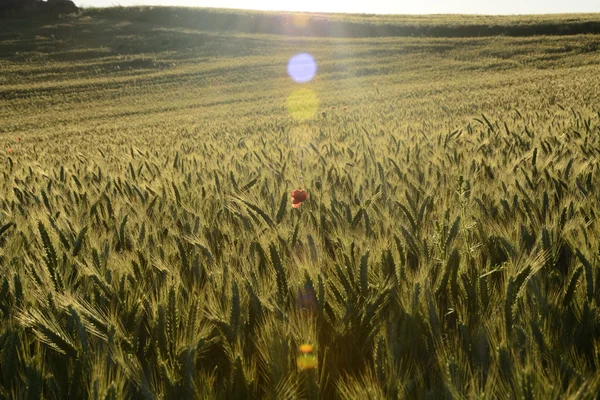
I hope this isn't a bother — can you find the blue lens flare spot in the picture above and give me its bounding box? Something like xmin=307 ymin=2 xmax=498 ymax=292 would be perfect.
xmin=287 ymin=53 xmax=317 ymax=83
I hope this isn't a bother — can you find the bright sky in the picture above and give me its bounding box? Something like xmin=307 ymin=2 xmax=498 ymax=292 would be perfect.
xmin=76 ymin=0 xmax=600 ymax=15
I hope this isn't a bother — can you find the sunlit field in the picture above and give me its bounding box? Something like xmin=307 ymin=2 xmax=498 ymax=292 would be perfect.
xmin=1 ymin=7 xmax=600 ymax=399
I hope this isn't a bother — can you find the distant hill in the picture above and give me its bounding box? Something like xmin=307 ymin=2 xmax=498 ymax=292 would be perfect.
xmin=79 ymin=6 xmax=600 ymax=38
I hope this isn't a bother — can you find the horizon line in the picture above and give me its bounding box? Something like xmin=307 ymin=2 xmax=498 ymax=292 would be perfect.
xmin=77 ymin=4 xmax=600 ymax=17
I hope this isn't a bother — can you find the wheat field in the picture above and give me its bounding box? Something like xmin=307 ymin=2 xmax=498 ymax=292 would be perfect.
xmin=1 ymin=7 xmax=600 ymax=399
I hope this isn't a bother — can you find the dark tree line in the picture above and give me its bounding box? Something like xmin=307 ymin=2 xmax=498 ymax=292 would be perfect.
xmin=0 ymin=0 xmax=78 ymax=14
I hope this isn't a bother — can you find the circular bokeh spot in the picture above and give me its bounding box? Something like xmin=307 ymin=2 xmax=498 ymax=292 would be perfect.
xmin=287 ymin=89 xmax=319 ymax=121
xmin=287 ymin=53 xmax=317 ymax=83
xmin=292 ymin=14 xmax=310 ymax=28
xmin=297 ymin=353 xmax=318 ymax=370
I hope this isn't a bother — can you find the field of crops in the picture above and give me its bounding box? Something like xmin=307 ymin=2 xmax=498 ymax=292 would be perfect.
xmin=1 ymin=7 xmax=600 ymax=399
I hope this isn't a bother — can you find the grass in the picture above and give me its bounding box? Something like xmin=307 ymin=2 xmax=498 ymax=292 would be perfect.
xmin=1 ymin=6 xmax=600 ymax=399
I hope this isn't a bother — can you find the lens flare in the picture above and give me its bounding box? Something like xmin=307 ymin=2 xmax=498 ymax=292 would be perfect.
xmin=292 ymin=14 xmax=310 ymax=28
xmin=287 ymin=53 xmax=317 ymax=83
xmin=297 ymin=353 xmax=318 ymax=370
xmin=299 ymin=344 xmax=315 ymax=353
xmin=296 ymin=283 xmax=317 ymax=311
xmin=287 ymin=88 xmax=319 ymax=121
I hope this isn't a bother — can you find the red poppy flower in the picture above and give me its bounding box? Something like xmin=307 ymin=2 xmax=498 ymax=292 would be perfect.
xmin=8 ymin=148 xmax=13 ymax=153
xmin=16 ymin=138 xmax=21 ymax=142
xmin=343 ymin=107 xmax=347 ymax=111
xmin=291 ymin=189 xmax=308 ymax=208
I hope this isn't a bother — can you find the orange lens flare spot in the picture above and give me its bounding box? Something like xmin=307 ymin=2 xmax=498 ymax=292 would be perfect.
xmin=299 ymin=344 xmax=315 ymax=353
